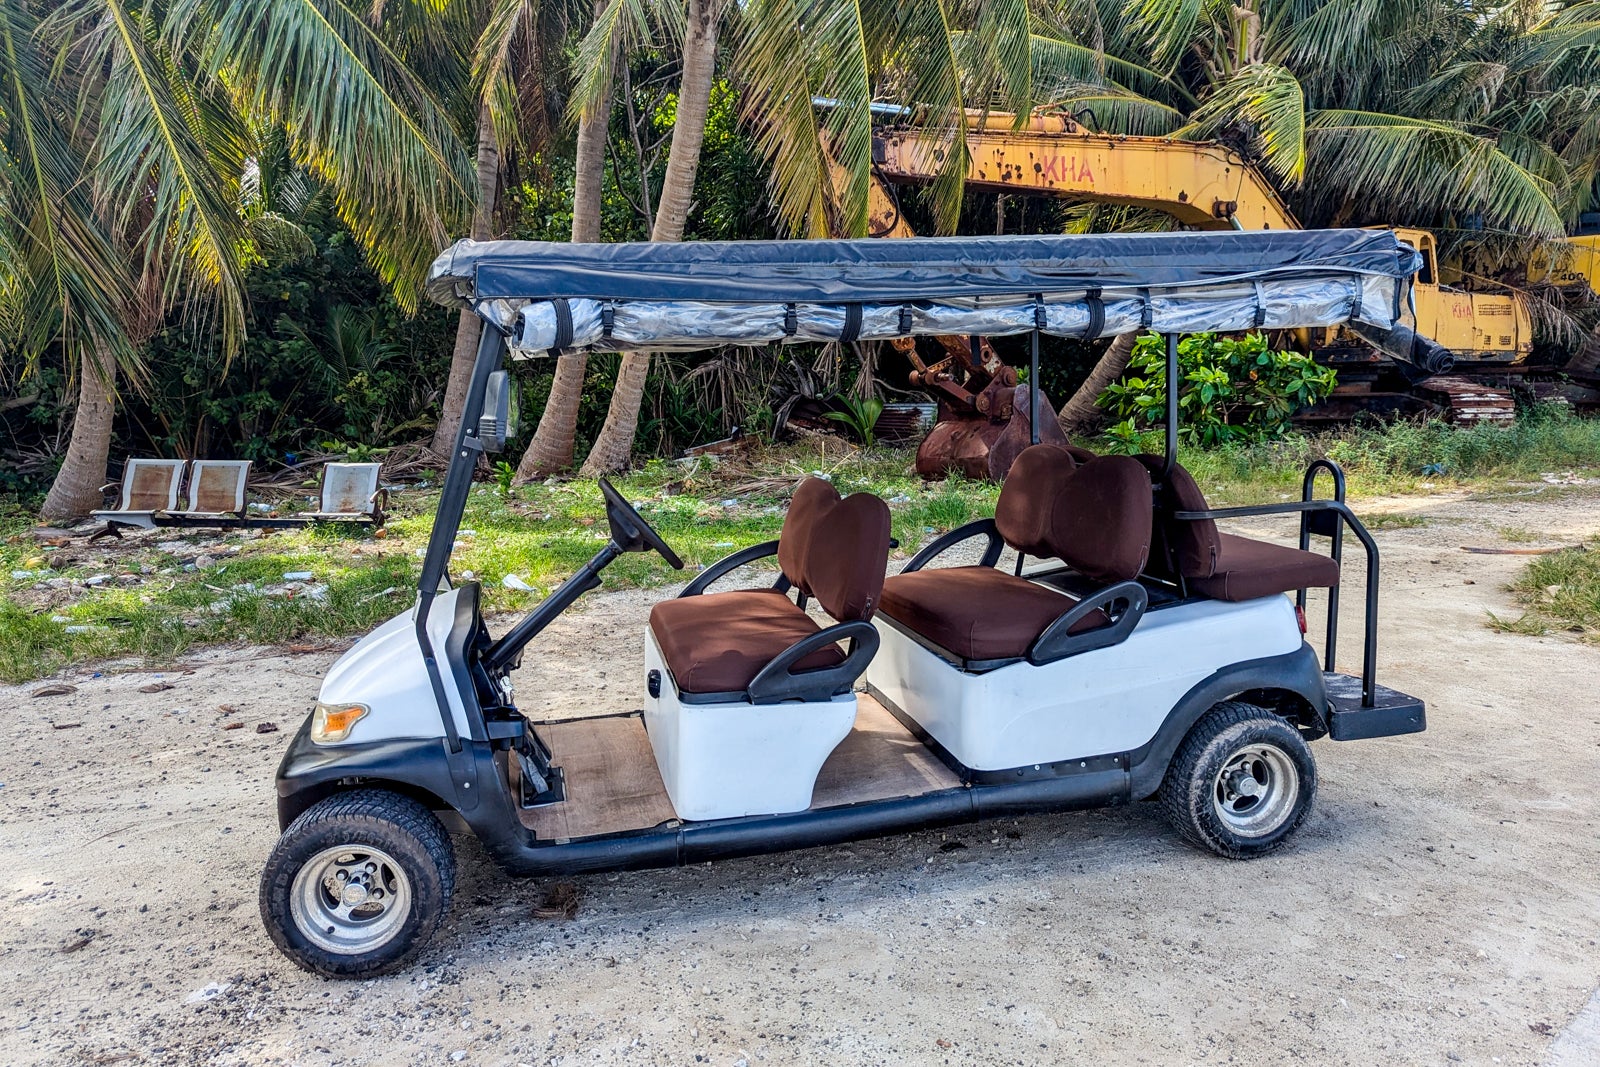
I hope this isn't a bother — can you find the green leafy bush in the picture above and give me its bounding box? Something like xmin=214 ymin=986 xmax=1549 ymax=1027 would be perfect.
xmin=1098 ymin=332 xmax=1337 ymax=447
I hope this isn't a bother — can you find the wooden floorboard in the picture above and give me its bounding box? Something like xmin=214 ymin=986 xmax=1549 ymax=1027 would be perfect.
xmin=519 ymin=696 xmax=960 ymax=841
xmin=520 ymin=714 xmax=677 ymax=841
xmin=812 ymin=694 xmax=962 ymax=807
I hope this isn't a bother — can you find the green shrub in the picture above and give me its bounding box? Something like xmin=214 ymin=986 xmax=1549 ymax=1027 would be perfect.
xmin=1098 ymin=332 xmax=1337 ymax=446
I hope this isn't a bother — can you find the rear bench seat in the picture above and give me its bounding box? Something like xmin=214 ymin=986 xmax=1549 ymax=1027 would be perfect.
xmin=877 ymin=446 xmax=1151 ymax=666
xmin=1136 ymin=457 xmax=1340 ymax=601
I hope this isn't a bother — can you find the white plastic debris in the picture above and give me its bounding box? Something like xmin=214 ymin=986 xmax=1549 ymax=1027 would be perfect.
xmin=501 ymin=574 xmax=533 ymax=591
xmin=282 ymin=571 xmax=313 ymax=581
xmin=184 ymin=981 xmax=231 ymax=1004
xmin=83 ymin=574 xmax=112 ymax=586
xmin=10 ymin=570 xmax=36 ymax=580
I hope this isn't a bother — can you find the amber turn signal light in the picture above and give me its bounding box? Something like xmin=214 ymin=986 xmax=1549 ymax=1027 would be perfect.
xmin=311 ymin=701 xmax=370 ymax=743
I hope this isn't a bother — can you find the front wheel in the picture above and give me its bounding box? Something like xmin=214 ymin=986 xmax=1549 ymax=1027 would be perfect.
xmin=1159 ymin=701 xmax=1317 ymax=858
xmin=260 ymin=789 xmax=455 ymax=978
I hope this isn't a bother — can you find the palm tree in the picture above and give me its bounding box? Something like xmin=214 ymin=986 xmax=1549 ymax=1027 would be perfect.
xmin=432 ymin=0 xmax=584 ymax=454
xmin=515 ymin=0 xmax=632 ymax=480
xmin=580 ymin=0 xmax=724 ymax=475
xmin=4 ymin=0 xmax=479 ymax=519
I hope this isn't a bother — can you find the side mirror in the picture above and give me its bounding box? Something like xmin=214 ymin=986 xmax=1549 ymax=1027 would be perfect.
xmin=478 ymin=370 xmax=519 ymax=452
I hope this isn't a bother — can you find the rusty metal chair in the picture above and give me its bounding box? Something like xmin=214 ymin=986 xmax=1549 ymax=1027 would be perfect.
xmin=90 ymin=458 xmax=186 ymax=536
xmin=302 ymin=462 xmax=387 ymax=526
xmin=169 ymin=460 xmax=252 ymax=523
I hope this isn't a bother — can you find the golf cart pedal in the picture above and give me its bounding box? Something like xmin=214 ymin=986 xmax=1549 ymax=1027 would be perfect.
xmin=519 ymin=760 xmax=565 ymax=809
xmin=1323 ymin=672 xmax=1426 ymax=740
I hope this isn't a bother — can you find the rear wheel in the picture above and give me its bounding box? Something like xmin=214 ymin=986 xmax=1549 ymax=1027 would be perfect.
xmin=260 ymin=789 xmax=455 ymax=978
xmin=1159 ymin=701 xmax=1316 ymax=858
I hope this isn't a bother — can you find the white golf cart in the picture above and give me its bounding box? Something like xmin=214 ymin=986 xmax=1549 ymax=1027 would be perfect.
xmin=260 ymin=230 xmax=1428 ymax=977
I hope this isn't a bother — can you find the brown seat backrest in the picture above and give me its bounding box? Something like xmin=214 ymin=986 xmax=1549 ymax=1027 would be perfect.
xmin=994 ymin=443 xmax=1079 ymax=556
xmin=1042 ymin=455 xmax=1153 ymax=582
xmin=1134 ymin=456 xmax=1221 ymax=580
xmin=776 ymin=477 xmax=892 ymax=622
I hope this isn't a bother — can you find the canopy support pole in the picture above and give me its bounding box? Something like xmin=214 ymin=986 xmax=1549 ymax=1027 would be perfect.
xmin=1161 ymin=333 xmax=1179 ymax=478
xmin=1030 ymin=296 xmax=1044 ymax=446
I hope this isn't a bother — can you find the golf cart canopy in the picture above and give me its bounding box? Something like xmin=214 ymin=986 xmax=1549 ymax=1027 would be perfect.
xmin=425 ymin=230 xmax=1422 ymax=358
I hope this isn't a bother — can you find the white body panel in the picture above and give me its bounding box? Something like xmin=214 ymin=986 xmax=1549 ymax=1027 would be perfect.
xmin=865 ymin=595 xmax=1302 ymax=771
xmin=642 ymin=630 xmax=857 ymax=821
xmin=317 ymin=589 xmax=473 ymax=744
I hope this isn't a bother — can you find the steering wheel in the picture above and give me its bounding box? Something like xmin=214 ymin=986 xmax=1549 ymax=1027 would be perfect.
xmin=598 ymin=478 xmax=684 ymax=570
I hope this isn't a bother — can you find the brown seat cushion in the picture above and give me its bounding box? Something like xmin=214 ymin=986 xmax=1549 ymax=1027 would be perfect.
xmin=1190 ymin=533 xmax=1341 ymax=603
xmin=878 ymin=566 xmax=1107 ymax=662
xmin=1046 ymin=455 xmax=1153 ymax=582
xmin=993 ymin=444 xmax=1078 ymax=557
xmin=1133 ymin=456 xmax=1220 ymax=580
xmin=649 ymin=590 xmax=846 ymax=694
xmin=776 ymin=477 xmax=892 ymax=622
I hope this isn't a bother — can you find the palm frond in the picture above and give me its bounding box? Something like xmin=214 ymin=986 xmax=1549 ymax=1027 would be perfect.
xmin=964 ymin=0 xmax=1032 ymax=116
xmin=51 ymin=0 xmax=249 ymax=353
xmin=736 ymin=0 xmax=873 ymax=238
xmin=1046 ymin=88 xmax=1185 ymax=135
xmin=0 ymin=0 xmax=133 ymax=378
xmin=1180 ymin=63 xmax=1306 ymax=183
xmin=570 ymin=0 xmax=672 ymax=125
xmin=1304 ymin=110 xmax=1565 ymax=236
xmin=1028 ymin=31 xmax=1190 ymax=106
xmin=177 ymin=0 xmax=473 ymax=306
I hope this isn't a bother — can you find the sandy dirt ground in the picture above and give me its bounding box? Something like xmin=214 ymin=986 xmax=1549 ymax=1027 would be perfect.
xmin=3 ymin=488 xmax=1599 ymax=1067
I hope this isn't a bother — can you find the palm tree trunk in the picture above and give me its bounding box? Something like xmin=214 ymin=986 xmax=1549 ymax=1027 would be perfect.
xmin=1057 ymin=332 xmax=1138 ymax=437
xmin=431 ymin=105 xmax=501 ymax=455
xmin=41 ymin=352 xmax=118 ymax=521
xmin=515 ymin=8 xmax=614 ymax=481
xmin=580 ymin=0 xmax=722 ymax=476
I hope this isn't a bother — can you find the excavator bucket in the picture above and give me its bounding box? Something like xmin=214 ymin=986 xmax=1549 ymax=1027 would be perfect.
xmin=916 ymin=383 xmax=1069 ymax=481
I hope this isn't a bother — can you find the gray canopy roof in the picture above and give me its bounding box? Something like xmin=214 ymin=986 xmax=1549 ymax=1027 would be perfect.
xmin=424 ymin=230 xmax=1422 ymax=356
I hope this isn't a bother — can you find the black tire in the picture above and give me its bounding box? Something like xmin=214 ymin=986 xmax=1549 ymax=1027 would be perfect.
xmin=1159 ymin=701 xmax=1317 ymax=859
xmin=259 ymin=789 xmax=456 ymax=978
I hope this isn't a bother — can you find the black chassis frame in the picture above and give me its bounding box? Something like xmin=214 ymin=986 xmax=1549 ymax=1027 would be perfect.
xmin=274 ymin=317 xmax=1425 ymax=878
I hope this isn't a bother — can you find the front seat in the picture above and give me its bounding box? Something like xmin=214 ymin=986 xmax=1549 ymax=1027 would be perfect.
xmin=876 ymin=448 xmax=1152 ymax=668
xmin=647 ymin=477 xmax=892 ymax=702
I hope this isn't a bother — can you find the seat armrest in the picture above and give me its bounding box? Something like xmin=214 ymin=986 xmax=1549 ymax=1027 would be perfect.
xmin=1028 ymin=580 xmax=1148 ymax=666
xmin=746 ymin=620 xmax=879 ymax=704
xmin=900 ymin=518 xmax=1003 ymax=573
xmin=678 ymin=539 xmax=785 ymax=597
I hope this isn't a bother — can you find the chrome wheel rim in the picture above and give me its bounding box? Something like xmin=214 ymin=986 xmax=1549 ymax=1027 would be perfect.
xmin=290 ymin=845 xmax=412 ymax=955
xmin=1212 ymin=744 xmax=1299 ymax=838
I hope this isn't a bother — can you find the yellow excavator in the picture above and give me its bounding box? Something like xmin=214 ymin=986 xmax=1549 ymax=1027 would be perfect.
xmin=841 ymin=109 xmax=1541 ymax=426
xmin=1528 ymin=215 xmax=1600 ymax=292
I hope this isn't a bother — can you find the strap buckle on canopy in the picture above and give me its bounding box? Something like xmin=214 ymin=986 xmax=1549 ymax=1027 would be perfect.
xmin=840 ymin=303 xmax=863 ymax=345
xmin=1139 ymin=288 xmax=1153 ymax=330
xmin=897 ymin=305 xmax=913 ymax=335
xmin=600 ymin=302 xmax=615 ymax=339
xmin=1084 ymin=288 xmax=1105 ymax=341
xmin=1252 ymin=281 xmax=1267 ymax=329
xmin=783 ymin=303 xmax=798 ymax=337
xmin=551 ymin=297 xmax=574 ymax=355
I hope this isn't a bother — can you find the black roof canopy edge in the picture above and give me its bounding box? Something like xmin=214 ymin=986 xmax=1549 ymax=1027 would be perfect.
xmin=426 ymin=230 xmax=1421 ymax=308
